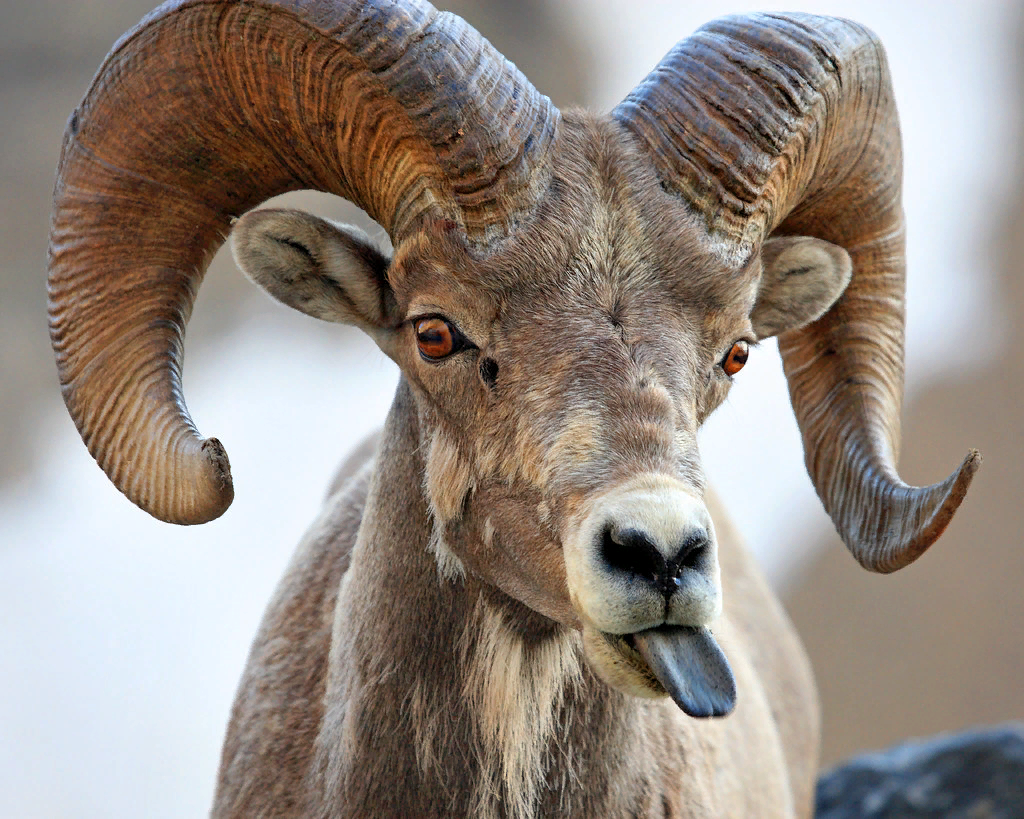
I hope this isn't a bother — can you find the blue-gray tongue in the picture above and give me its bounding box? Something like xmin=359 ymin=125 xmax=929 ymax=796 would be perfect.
xmin=632 ymin=626 xmax=736 ymax=718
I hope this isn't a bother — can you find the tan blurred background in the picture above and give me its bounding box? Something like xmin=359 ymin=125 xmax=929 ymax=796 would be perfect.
xmin=1 ymin=0 xmax=1020 ymax=815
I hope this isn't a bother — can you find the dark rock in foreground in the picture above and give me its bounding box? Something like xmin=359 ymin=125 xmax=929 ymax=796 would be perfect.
xmin=816 ymin=723 xmax=1024 ymax=818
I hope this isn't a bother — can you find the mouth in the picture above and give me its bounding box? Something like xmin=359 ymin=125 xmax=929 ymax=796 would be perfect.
xmin=604 ymin=625 xmax=736 ymax=718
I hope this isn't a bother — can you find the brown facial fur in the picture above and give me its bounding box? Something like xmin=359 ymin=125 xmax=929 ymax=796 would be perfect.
xmin=383 ymin=115 xmax=755 ymax=617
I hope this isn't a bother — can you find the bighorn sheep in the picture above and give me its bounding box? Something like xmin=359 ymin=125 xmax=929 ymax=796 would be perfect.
xmin=48 ymin=1 xmax=980 ymax=816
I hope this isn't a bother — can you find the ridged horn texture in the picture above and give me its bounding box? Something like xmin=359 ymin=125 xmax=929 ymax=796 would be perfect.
xmin=48 ymin=0 xmax=558 ymax=524
xmin=614 ymin=13 xmax=980 ymax=572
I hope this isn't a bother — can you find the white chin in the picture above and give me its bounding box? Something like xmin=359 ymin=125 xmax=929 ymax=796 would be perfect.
xmin=582 ymin=624 xmax=666 ymax=700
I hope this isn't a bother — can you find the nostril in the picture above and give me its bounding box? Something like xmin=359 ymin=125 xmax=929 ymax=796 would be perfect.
xmin=600 ymin=526 xmax=667 ymax=583
xmin=671 ymin=531 xmax=710 ymax=574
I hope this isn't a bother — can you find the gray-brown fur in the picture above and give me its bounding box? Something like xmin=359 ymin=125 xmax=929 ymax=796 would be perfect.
xmin=214 ymin=384 xmax=815 ymax=817
xmin=217 ymin=114 xmax=829 ymax=816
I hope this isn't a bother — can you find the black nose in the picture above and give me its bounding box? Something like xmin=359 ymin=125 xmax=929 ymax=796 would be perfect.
xmin=600 ymin=525 xmax=710 ymax=598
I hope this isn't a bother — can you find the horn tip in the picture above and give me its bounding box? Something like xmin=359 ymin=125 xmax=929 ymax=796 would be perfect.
xmin=867 ymin=448 xmax=981 ymax=575
xmin=961 ymin=447 xmax=983 ymax=480
xmin=160 ymin=436 xmax=234 ymax=526
xmin=936 ymin=445 xmax=982 ymax=524
xmin=933 ymin=447 xmax=982 ymax=524
xmin=192 ymin=436 xmax=234 ymax=524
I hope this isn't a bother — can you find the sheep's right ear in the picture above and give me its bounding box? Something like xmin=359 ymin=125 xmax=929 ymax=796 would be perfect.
xmin=231 ymin=208 xmax=398 ymax=336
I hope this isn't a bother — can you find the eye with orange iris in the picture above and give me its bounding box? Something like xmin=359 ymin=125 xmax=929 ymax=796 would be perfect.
xmin=414 ymin=316 xmax=469 ymax=361
xmin=721 ymin=340 xmax=750 ymax=376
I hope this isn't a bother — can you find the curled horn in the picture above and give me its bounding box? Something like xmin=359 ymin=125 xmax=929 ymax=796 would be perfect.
xmin=48 ymin=0 xmax=558 ymax=524
xmin=614 ymin=13 xmax=980 ymax=572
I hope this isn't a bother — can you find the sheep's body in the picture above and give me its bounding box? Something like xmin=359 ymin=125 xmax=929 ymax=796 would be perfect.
xmin=212 ymin=110 xmax=841 ymax=816
xmin=214 ymin=400 xmax=817 ymax=818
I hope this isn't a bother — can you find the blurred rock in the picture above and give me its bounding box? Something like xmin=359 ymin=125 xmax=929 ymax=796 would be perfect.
xmin=816 ymin=724 xmax=1024 ymax=818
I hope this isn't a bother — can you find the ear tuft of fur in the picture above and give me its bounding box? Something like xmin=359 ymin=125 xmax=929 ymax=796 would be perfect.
xmin=752 ymin=236 xmax=852 ymax=339
xmin=231 ymin=208 xmax=394 ymax=330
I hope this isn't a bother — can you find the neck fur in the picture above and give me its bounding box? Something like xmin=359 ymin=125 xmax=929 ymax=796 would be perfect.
xmin=319 ymin=382 xmax=642 ymax=817
xmin=459 ymin=595 xmax=584 ymax=819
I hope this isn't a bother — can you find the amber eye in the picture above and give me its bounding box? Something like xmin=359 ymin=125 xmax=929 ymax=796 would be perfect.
xmin=721 ymin=340 xmax=749 ymax=376
xmin=415 ymin=317 xmax=467 ymax=361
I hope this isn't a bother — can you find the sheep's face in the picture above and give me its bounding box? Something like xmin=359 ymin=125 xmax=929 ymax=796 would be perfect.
xmin=232 ymin=115 xmax=851 ymax=714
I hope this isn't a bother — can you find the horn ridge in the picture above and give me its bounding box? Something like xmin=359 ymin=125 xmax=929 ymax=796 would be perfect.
xmin=614 ymin=13 xmax=851 ymax=258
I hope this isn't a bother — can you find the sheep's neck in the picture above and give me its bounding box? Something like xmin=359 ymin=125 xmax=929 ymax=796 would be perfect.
xmin=316 ymin=379 xmax=653 ymax=818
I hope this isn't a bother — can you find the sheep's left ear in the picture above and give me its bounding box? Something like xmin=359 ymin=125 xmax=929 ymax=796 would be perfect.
xmin=751 ymin=236 xmax=852 ymax=339
xmin=231 ymin=208 xmax=399 ymax=340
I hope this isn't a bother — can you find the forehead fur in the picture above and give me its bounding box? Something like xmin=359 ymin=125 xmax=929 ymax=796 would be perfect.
xmin=387 ymin=111 xmax=760 ymax=321
xmin=394 ymin=110 xmax=762 ymax=518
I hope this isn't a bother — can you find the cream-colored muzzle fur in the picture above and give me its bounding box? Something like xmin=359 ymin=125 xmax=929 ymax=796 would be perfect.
xmin=564 ymin=474 xmax=722 ymax=636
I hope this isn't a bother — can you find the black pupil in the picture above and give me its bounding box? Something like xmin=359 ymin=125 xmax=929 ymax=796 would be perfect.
xmin=417 ymin=318 xmax=458 ymax=359
xmin=420 ymin=326 xmax=446 ymax=345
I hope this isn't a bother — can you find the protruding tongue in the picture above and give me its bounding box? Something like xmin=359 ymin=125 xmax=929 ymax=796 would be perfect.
xmin=632 ymin=626 xmax=736 ymax=718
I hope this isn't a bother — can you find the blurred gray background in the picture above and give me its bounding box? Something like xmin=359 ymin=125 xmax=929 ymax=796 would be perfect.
xmin=1 ymin=0 xmax=1020 ymax=815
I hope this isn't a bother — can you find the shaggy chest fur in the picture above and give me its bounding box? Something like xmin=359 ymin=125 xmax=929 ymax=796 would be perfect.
xmin=214 ymin=387 xmax=811 ymax=819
